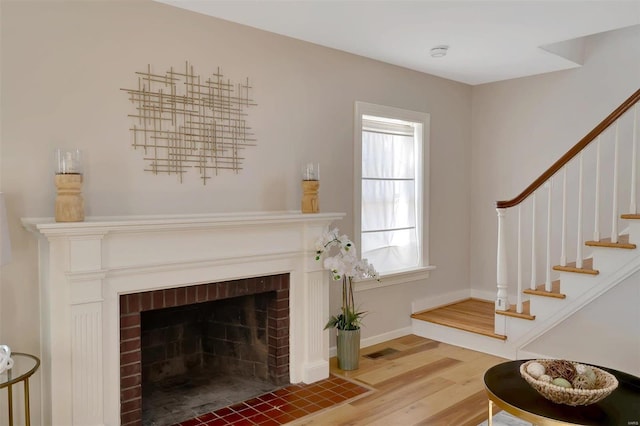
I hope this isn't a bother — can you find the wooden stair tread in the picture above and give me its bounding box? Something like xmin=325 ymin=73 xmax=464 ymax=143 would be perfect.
xmin=585 ymin=234 xmax=636 ymax=249
xmin=411 ymin=298 xmax=507 ymax=340
xmin=553 ymin=257 xmax=599 ymax=275
xmin=495 ymin=300 xmax=535 ymax=320
xmin=621 ymin=213 xmax=640 ymax=219
xmin=523 ymin=280 xmax=566 ymax=299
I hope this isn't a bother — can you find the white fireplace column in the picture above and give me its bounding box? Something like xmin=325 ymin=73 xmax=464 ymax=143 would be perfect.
xmin=23 ymin=212 xmax=343 ymax=426
xmin=38 ymin=233 xmax=108 ymax=425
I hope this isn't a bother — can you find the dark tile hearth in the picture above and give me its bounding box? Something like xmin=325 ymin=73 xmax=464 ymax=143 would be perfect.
xmin=170 ymin=375 xmax=370 ymax=426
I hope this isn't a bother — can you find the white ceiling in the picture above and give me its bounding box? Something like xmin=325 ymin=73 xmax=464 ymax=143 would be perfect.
xmin=155 ymin=0 xmax=640 ymax=85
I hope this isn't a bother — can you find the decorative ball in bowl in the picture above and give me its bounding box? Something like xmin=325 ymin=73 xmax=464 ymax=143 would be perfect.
xmin=520 ymin=360 xmax=618 ymax=406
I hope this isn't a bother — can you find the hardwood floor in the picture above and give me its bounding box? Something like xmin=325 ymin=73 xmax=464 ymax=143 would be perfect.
xmin=411 ymin=298 xmax=507 ymax=340
xmin=291 ymin=335 xmax=507 ymax=426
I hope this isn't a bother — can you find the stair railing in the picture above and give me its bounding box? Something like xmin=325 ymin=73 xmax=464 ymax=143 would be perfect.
xmin=494 ymin=89 xmax=640 ymax=335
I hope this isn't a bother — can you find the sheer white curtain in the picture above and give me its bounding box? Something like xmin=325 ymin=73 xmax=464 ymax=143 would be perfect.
xmin=361 ymin=129 xmax=419 ymax=273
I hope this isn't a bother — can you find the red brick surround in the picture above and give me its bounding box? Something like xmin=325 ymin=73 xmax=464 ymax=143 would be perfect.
xmin=119 ymin=275 xmax=290 ymax=426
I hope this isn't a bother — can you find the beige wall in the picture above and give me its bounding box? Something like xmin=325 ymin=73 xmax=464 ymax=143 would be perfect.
xmin=470 ymin=25 xmax=640 ymax=297
xmin=0 ymin=0 xmax=471 ymax=372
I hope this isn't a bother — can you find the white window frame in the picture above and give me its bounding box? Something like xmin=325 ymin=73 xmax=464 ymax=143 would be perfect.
xmin=354 ymin=101 xmax=435 ymax=291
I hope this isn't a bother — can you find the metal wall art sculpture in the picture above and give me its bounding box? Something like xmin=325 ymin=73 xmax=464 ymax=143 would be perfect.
xmin=122 ymin=62 xmax=256 ymax=184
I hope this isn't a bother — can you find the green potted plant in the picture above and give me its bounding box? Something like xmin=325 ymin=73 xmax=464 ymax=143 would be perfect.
xmin=315 ymin=228 xmax=378 ymax=370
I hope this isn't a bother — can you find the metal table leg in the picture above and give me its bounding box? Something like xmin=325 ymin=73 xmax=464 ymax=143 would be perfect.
xmin=488 ymin=399 xmax=493 ymax=426
xmin=8 ymin=383 xmax=13 ymax=426
xmin=24 ymin=377 xmax=30 ymax=426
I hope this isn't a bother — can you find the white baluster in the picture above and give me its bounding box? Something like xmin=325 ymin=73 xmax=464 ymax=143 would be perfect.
xmin=530 ymin=193 xmax=537 ymax=291
xmin=517 ymin=205 xmax=523 ymax=314
xmin=576 ymin=152 xmax=584 ymax=269
xmin=496 ymin=208 xmax=510 ymax=311
xmin=631 ymin=104 xmax=638 ymax=214
xmin=560 ymin=167 xmax=567 ymax=266
xmin=546 ymin=178 xmax=553 ymax=292
xmin=594 ymin=136 xmax=601 ymax=241
xmin=612 ymin=122 xmax=619 ymax=243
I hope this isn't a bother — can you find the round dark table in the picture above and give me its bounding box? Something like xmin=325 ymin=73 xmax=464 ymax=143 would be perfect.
xmin=484 ymin=360 xmax=640 ymax=426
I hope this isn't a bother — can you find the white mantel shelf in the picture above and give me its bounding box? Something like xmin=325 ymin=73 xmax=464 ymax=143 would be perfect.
xmin=22 ymin=211 xmax=344 ymax=426
xmin=22 ymin=211 xmax=345 ymax=235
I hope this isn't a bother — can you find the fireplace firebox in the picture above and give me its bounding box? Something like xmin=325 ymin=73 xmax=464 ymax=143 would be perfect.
xmin=120 ymin=275 xmax=289 ymax=425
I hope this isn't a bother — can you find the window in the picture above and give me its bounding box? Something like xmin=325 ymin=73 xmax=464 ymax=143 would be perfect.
xmin=354 ymin=102 xmax=431 ymax=282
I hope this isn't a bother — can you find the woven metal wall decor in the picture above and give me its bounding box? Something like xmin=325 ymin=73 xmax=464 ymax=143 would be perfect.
xmin=122 ymin=62 xmax=256 ymax=184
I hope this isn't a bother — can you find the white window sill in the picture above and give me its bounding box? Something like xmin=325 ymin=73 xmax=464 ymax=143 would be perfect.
xmin=353 ymin=265 xmax=436 ymax=292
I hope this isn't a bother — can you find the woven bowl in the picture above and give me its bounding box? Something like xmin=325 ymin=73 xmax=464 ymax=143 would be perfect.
xmin=520 ymin=360 xmax=618 ymax=406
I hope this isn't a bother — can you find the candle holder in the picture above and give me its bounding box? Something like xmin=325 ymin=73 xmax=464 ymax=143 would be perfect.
xmin=55 ymin=149 xmax=84 ymax=222
xmin=301 ymin=163 xmax=319 ymax=214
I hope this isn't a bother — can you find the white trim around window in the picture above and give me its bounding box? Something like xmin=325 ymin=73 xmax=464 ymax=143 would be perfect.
xmin=354 ymin=101 xmax=435 ymax=287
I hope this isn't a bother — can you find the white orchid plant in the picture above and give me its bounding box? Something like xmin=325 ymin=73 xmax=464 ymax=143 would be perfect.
xmin=315 ymin=228 xmax=378 ymax=331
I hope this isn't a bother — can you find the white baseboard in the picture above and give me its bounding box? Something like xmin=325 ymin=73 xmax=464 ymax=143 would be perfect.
xmin=411 ymin=289 xmax=471 ymax=313
xmin=469 ymin=289 xmax=495 ymax=301
xmin=516 ymin=349 xmax=551 ymax=360
xmin=328 ymin=326 xmax=412 ymax=357
xmin=361 ymin=326 xmax=412 ymax=349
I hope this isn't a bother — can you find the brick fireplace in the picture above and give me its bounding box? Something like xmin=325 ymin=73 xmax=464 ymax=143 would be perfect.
xmin=23 ymin=212 xmax=343 ymax=426
xmin=120 ymin=275 xmax=290 ymax=425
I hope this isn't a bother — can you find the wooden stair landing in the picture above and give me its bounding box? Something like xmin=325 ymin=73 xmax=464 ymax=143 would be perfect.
xmin=411 ymin=298 xmax=507 ymax=340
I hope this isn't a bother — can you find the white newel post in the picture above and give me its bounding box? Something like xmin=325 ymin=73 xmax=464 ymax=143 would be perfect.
xmin=516 ymin=205 xmax=522 ymax=314
xmin=495 ymin=208 xmax=509 ymax=312
xmin=23 ymin=212 xmax=343 ymax=426
xmin=594 ymin=137 xmax=601 ymax=241
xmin=612 ymin=122 xmax=620 ymax=243
xmin=631 ymin=104 xmax=638 ymax=214
xmin=530 ymin=193 xmax=537 ymax=290
xmin=545 ymin=179 xmax=553 ymax=292
xmin=576 ymin=153 xmax=584 ymax=268
xmin=495 ymin=208 xmax=509 ymax=335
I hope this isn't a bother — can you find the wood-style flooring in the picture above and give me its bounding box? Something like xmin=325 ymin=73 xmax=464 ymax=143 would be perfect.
xmin=291 ymin=334 xmax=507 ymax=426
xmin=411 ymin=298 xmax=507 ymax=340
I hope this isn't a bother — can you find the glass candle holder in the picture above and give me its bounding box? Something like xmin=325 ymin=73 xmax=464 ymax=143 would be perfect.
xmin=56 ymin=149 xmax=83 ymax=174
xmin=301 ymin=162 xmax=320 ymax=213
xmin=54 ymin=148 xmax=84 ymax=222
xmin=302 ymin=162 xmax=320 ymax=181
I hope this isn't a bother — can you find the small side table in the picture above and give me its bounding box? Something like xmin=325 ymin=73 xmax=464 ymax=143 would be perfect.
xmin=484 ymin=360 xmax=640 ymax=425
xmin=0 ymin=352 xmax=40 ymax=426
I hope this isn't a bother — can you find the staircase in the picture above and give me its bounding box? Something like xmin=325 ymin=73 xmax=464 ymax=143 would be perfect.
xmin=412 ymin=89 xmax=640 ymax=367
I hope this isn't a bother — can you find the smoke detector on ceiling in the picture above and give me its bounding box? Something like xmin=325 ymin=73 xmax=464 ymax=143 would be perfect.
xmin=430 ymin=45 xmax=449 ymax=58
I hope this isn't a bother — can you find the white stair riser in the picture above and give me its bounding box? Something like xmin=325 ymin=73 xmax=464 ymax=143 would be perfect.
xmin=591 ymin=247 xmax=638 ymax=274
xmin=411 ymin=319 xmax=516 ymax=359
xmin=625 ymin=221 xmax=640 ymax=242
xmin=528 ymin=296 xmax=567 ymax=319
xmin=554 ymin=272 xmax=599 ymax=298
xmin=505 ymin=317 xmax=535 ymax=342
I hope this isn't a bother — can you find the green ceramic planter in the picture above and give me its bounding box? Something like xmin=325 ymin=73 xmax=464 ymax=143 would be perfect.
xmin=337 ymin=328 xmax=361 ymax=370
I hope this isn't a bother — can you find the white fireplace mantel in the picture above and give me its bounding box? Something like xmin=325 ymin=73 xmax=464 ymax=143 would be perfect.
xmin=22 ymin=211 xmax=344 ymax=426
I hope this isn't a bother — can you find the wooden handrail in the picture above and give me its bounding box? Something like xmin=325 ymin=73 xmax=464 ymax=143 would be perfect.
xmin=497 ymin=88 xmax=640 ymax=209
